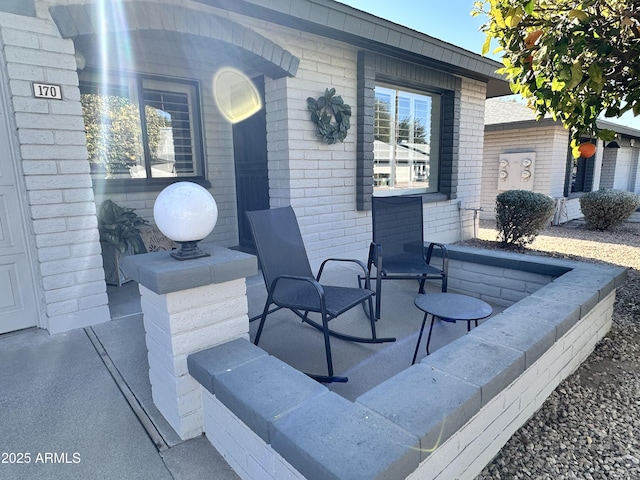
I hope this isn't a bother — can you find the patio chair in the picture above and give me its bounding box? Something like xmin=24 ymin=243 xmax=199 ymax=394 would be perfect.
xmin=364 ymin=195 xmax=448 ymax=319
xmin=246 ymin=206 xmax=395 ymax=383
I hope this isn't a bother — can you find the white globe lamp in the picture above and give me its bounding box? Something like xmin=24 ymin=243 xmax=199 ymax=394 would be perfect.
xmin=153 ymin=182 xmax=218 ymax=260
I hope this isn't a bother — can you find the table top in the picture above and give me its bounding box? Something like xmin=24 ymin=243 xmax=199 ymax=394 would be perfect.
xmin=414 ymin=293 xmax=493 ymax=321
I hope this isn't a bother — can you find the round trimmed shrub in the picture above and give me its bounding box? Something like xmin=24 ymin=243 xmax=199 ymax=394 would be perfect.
xmin=496 ymin=190 xmax=555 ymax=247
xmin=579 ymin=189 xmax=640 ymax=230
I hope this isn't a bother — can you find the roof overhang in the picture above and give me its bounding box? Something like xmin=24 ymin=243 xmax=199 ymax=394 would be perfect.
xmin=195 ymin=0 xmax=511 ymax=97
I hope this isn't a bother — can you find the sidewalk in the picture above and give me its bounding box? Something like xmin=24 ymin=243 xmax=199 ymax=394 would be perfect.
xmin=0 ymin=302 xmax=239 ymax=480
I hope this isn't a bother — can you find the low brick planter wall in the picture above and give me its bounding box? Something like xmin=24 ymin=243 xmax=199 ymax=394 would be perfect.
xmin=188 ymin=247 xmax=626 ymax=480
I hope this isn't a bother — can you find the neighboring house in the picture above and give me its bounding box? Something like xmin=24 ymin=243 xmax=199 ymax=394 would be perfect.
xmin=483 ymin=98 xmax=640 ymax=223
xmin=0 ymin=0 xmax=510 ymax=335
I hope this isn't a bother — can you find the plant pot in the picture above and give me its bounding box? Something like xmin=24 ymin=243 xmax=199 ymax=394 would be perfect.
xmin=101 ymin=241 xmax=134 ymax=287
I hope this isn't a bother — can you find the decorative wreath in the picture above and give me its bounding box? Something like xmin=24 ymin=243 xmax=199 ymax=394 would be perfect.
xmin=306 ymin=88 xmax=351 ymax=144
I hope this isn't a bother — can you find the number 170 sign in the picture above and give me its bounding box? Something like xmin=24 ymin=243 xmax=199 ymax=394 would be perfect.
xmin=33 ymin=83 xmax=63 ymax=100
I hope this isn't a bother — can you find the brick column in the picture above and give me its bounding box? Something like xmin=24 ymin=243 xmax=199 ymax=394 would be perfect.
xmin=122 ymin=245 xmax=257 ymax=440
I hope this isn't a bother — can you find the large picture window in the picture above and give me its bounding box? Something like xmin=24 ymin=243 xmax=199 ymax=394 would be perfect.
xmin=374 ymin=85 xmax=440 ymax=194
xmin=79 ymin=72 xmax=204 ymax=186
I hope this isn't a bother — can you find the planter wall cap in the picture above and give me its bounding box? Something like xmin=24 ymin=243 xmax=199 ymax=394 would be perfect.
xmin=121 ymin=245 xmax=257 ymax=294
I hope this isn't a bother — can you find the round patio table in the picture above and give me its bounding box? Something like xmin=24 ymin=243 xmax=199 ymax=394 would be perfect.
xmin=412 ymin=293 xmax=493 ymax=364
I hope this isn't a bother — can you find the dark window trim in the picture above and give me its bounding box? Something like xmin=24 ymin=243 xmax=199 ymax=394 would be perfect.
xmin=356 ymin=50 xmax=460 ymax=211
xmin=565 ymin=137 xmax=595 ymax=195
xmin=79 ymin=70 xmax=207 ymax=186
xmin=92 ymin=177 xmax=211 ymax=194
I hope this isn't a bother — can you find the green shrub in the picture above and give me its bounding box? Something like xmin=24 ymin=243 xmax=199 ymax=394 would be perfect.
xmin=579 ymin=189 xmax=640 ymax=230
xmin=496 ymin=190 xmax=555 ymax=247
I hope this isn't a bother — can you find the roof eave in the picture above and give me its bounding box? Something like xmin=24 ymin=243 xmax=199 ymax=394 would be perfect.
xmin=194 ymin=0 xmax=510 ymax=96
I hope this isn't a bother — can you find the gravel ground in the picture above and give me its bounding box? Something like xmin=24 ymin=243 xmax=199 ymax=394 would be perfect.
xmin=465 ymin=220 xmax=640 ymax=480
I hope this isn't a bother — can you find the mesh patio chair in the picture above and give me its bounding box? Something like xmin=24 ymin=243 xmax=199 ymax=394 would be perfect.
xmin=247 ymin=206 xmax=395 ymax=383
xmin=363 ymin=195 xmax=448 ymax=319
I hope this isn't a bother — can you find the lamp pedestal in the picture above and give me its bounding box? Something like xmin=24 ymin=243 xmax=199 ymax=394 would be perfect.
xmin=170 ymin=240 xmax=210 ymax=261
xmin=122 ymin=246 xmax=257 ymax=440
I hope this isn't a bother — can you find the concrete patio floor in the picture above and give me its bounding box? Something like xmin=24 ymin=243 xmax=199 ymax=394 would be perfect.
xmin=0 ymin=264 xmax=502 ymax=479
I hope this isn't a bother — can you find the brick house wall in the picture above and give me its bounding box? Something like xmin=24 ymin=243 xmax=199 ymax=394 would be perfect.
xmin=1 ymin=0 xmax=502 ymax=333
xmin=481 ymin=124 xmax=570 ymax=220
xmin=0 ymin=11 xmax=111 ymax=333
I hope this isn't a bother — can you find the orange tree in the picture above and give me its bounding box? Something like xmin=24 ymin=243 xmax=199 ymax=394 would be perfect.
xmin=473 ymin=1 xmax=640 ymax=155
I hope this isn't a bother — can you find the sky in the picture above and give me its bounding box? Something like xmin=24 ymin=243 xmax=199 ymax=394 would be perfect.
xmin=335 ymin=0 xmax=640 ymax=131
xmin=335 ymin=0 xmax=490 ymax=55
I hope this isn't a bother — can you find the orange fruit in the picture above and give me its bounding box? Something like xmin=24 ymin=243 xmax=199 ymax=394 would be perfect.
xmin=523 ymin=54 xmax=534 ymax=69
xmin=524 ymin=29 xmax=543 ymax=49
xmin=578 ymin=142 xmax=596 ymax=158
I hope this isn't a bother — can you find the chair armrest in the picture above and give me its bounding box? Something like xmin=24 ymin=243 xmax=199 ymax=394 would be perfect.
xmin=270 ymin=274 xmax=327 ymax=307
xmin=425 ymin=242 xmax=448 ymax=273
xmin=317 ymin=257 xmax=372 ymax=289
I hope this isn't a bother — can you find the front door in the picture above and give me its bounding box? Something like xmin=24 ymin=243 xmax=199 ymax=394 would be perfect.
xmin=0 ymin=90 xmax=38 ymax=334
xmin=233 ymin=76 xmax=269 ymax=252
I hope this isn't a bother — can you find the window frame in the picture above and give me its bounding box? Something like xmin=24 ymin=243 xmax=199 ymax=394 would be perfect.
xmin=79 ymin=69 xmax=208 ymax=193
xmin=356 ymin=51 xmax=460 ymax=211
xmin=373 ymin=83 xmax=442 ymax=196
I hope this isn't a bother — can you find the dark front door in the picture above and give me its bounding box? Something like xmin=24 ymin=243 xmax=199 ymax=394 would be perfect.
xmin=233 ymin=76 xmax=269 ymax=252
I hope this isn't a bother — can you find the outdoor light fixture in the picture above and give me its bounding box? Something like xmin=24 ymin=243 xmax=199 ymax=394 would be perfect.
xmin=153 ymin=182 xmax=218 ymax=260
xmin=74 ymin=51 xmax=86 ymax=70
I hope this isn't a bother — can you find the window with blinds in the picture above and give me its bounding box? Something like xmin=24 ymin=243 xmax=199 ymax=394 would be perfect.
xmin=80 ymin=72 xmax=204 ymax=186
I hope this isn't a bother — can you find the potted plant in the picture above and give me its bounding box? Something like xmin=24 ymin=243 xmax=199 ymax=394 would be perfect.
xmin=97 ymin=199 xmax=148 ymax=286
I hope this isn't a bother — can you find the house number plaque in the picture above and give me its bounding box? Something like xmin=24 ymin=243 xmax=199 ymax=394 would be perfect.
xmin=33 ymin=82 xmax=62 ymax=100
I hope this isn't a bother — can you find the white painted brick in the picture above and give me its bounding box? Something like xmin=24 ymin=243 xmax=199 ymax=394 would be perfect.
xmin=44 ymin=280 xmax=105 ymax=303
xmin=146 ymin=336 xmax=178 ymax=376
xmin=46 ymin=299 xmax=78 ymax=317
xmin=22 ymin=160 xmax=57 ymax=175
xmin=13 ymin=96 xmax=49 ymax=114
xmin=163 ymin=279 xmax=246 ymax=312
xmin=21 ymin=145 xmax=87 ymax=160
xmin=6 ymin=63 xmax=44 ymax=82
xmin=28 ymin=190 xmax=64 ymax=205
xmin=164 ymin=297 xmax=248 ymax=334
xmin=25 ymin=174 xmax=92 ymax=191
xmin=78 ymin=293 xmax=109 ymax=310
xmin=10 ymin=79 xmax=34 ymax=97
xmin=42 ymin=272 xmax=76 ymax=291
xmin=15 ymin=112 xmax=85 ymax=130
xmin=66 ymin=215 xmax=98 ymax=230
xmin=70 ymin=241 xmax=102 ymax=258
xmin=1 ymin=28 xmax=39 ymax=48
xmin=54 ymin=130 xmax=87 ymax=146
xmin=31 ymin=202 xmax=96 ymax=219
xmin=35 ymin=229 xmax=99 ymax=248
xmin=18 ymin=129 xmax=54 ymax=144
xmin=32 ymin=217 xmax=66 ymax=234
xmin=59 ymin=160 xmax=90 ymax=174
xmin=37 ymin=245 xmax=70 ymax=262
xmin=39 ymin=255 xmax=103 ymax=276
xmin=172 ymin=317 xmax=248 ymax=356
xmin=43 ymin=68 xmax=80 ymax=87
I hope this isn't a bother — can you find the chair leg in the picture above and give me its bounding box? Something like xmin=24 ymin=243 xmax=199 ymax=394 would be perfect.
xmin=418 ymin=275 xmax=426 ymax=294
xmin=412 ymin=312 xmax=430 ymax=364
xmin=321 ymin=313 xmax=334 ymax=378
xmin=375 ymin=272 xmax=382 ymax=319
xmin=366 ymin=296 xmax=377 ymax=340
xmin=254 ymin=297 xmax=273 ymax=346
xmin=441 ymin=275 xmax=447 ymax=293
xmin=425 ymin=315 xmax=436 ymax=355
